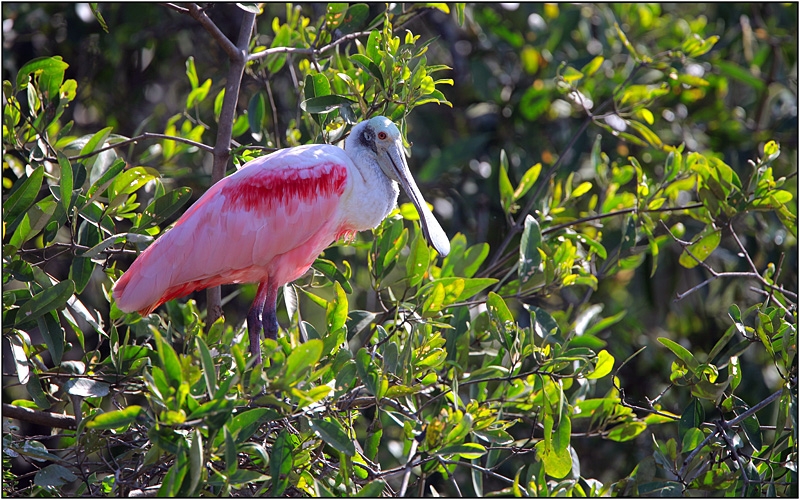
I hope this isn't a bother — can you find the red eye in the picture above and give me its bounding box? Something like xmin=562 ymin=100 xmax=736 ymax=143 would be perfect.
xmin=378 ymin=131 xmax=387 ymax=140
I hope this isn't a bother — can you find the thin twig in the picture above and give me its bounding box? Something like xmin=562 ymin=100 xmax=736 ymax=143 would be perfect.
xmin=40 ymin=132 xmax=214 ymax=164
xmin=248 ymin=31 xmax=372 ymax=62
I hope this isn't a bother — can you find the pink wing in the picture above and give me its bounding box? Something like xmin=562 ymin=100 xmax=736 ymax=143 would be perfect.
xmin=113 ymin=145 xmax=353 ymax=315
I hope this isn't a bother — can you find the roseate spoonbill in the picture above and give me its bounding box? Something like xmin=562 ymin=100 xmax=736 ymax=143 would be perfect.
xmin=112 ymin=116 xmax=449 ymax=364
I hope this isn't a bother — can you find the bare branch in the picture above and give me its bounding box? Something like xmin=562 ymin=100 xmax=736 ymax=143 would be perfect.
xmin=161 ymin=3 xmax=189 ymax=14
xmin=185 ymin=3 xmax=241 ymax=61
xmin=3 ymin=403 xmax=77 ymax=430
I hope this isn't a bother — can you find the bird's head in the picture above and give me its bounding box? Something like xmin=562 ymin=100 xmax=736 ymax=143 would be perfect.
xmin=348 ymin=116 xmax=450 ymax=257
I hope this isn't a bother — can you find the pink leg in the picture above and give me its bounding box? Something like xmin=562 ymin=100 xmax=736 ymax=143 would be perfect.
xmin=247 ymin=278 xmax=278 ymax=365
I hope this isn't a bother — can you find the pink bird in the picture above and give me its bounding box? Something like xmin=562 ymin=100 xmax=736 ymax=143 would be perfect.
xmin=112 ymin=116 xmax=450 ymax=364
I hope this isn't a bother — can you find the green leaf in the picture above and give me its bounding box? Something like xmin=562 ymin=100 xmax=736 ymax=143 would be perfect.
xmin=614 ymin=22 xmax=639 ymax=60
xmin=88 ymin=3 xmax=109 ymax=32
xmin=224 ymin=426 xmax=237 ymax=477
xmin=338 ymin=4 xmax=369 ymax=34
xmin=309 ymin=418 xmax=355 ymax=457
xmin=186 ymin=78 xmax=211 ymax=109
xmin=109 ymin=166 xmax=157 ymax=201
xmin=284 ymin=339 xmax=323 ymax=383
xmin=561 ymin=66 xmax=584 ymax=83
xmin=498 ymin=150 xmax=514 ymax=213
xmin=266 ymin=23 xmax=291 ymax=73
xmin=607 ymin=421 xmax=647 ymax=442
xmin=628 ymin=120 xmax=664 ymax=149
xmin=587 ymin=350 xmax=614 ymax=379
xmin=196 ymin=337 xmax=216 ymax=398
xmin=87 ymin=406 xmax=143 ymax=430
xmin=85 ymin=157 xmax=125 ymax=199
xmin=136 ymin=187 xmax=192 ymax=229
xmin=270 ymin=430 xmax=297 ymax=496
xmin=729 ymin=355 xmax=741 ymax=391
xmin=325 ymin=281 xmax=349 ymax=333
xmin=300 ymin=94 xmax=357 ymax=114
xmin=223 ymin=408 xmax=280 ymax=446
xmin=455 ymin=3 xmax=465 ymax=26
xmin=153 ymin=329 xmax=182 ymax=389
xmin=351 ymin=53 xmax=385 ymax=90
xmin=679 ymin=399 xmax=705 ymax=442
xmin=213 ymin=88 xmax=225 ymax=121
xmin=9 ymin=333 xmax=30 ymax=385
xmin=34 ymin=464 xmax=78 ymax=489
xmin=406 ymin=230 xmax=431 ymax=287
xmin=435 ymin=442 xmax=487 ymax=459
xmin=64 ymin=377 xmax=109 ymax=398
xmin=79 ymin=126 xmax=114 ymax=173
xmin=4 ymin=166 xmax=44 ymax=222
xmin=69 ymin=257 xmax=94 ymax=295
xmin=739 ymin=409 xmax=762 ymax=451
xmin=581 ymin=55 xmax=604 ymax=77
xmin=356 ymin=480 xmax=386 ymax=497
xmin=684 ymin=34 xmax=719 ymax=58
xmin=658 ymin=337 xmax=700 ymax=370
xmin=681 ymin=427 xmax=705 ymax=453
xmin=534 ymin=435 xmax=572 ymax=477
xmin=25 ymin=373 xmax=51 ymax=410
xmin=186 ymin=429 xmax=203 ymax=495
xmin=248 ymin=92 xmax=266 ymax=134
xmin=37 ymin=312 xmax=64 ymax=365
xmin=717 ymin=60 xmax=766 ymax=91
xmin=325 ymin=3 xmax=348 ymax=29
xmin=185 ymin=56 xmax=198 ymax=89
xmin=486 ymin=292 xmax=515 ymax=340
xmin=81 ymin=232 xmax=153 ymax=259
xmin=513 ymin=163 xmax=542 ymax=201
xmin=519 ymin=215 xmax=542 ymax=284
xmin=678 ymin=226 xmax=721 ymax=268
xmin=312 ymin=258 xmax=352 ymax=294
xmin=305 ymin=73 xmax=331 ymax=102
xmin=422 ymin=282 xmax=445 ymax=314
xmin=57 ymin=153 xmax=73 ymax=214
xmin=16 ymin=56 xmax=69 ymax=91
xmin=583 ymin=310 xmax=625 ymax=337
xmin=16 ymin=280 xmax=75 ymax=325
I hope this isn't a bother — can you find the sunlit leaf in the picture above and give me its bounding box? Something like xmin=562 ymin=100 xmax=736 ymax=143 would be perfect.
xmin=87 ymin=406 xmax=143 ymax=430
xmin=678 ymin=226 xmax=721 ymax=268
xmin=518 ymin=215 xmax=541 ymax=284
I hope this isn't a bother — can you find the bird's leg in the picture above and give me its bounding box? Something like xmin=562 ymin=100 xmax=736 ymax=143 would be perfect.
xmin=247 ymin=280 xmax=270 ymax=365
xmin=262 ymin=279 xmax=280 ymax=341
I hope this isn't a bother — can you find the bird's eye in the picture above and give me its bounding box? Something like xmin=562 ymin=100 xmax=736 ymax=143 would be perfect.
xmin=378 ymin=131 xmax=388 ymax=140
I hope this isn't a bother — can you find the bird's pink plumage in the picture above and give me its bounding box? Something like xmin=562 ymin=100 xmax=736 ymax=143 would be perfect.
xmin=113 ymin=158 xmax=351 ymax=315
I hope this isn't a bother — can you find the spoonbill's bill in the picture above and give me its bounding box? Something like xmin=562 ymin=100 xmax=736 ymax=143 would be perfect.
xmin=112 ymin=116 xmax=449 ymax=364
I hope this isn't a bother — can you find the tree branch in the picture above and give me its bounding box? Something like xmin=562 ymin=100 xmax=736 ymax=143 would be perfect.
xmin=175 ymin=4 xmax=256 ymax=327
xmin=3 ymin=403 xmax=77 ymax=430
xmin=185 ymin=4 xmax=241 ymax=61
xmin=248 ymin=31 xmax=372 ymax=62
xmin=40 ymin=132 xmax=214 ymax=164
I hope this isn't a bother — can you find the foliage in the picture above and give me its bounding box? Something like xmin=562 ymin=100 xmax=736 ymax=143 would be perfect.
xmin=2 ymin=3 xmax=797 ymax=497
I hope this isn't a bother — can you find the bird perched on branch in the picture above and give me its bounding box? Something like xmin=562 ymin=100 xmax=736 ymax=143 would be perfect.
xmin=113 ymin=116 xmax=450 ymax=364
